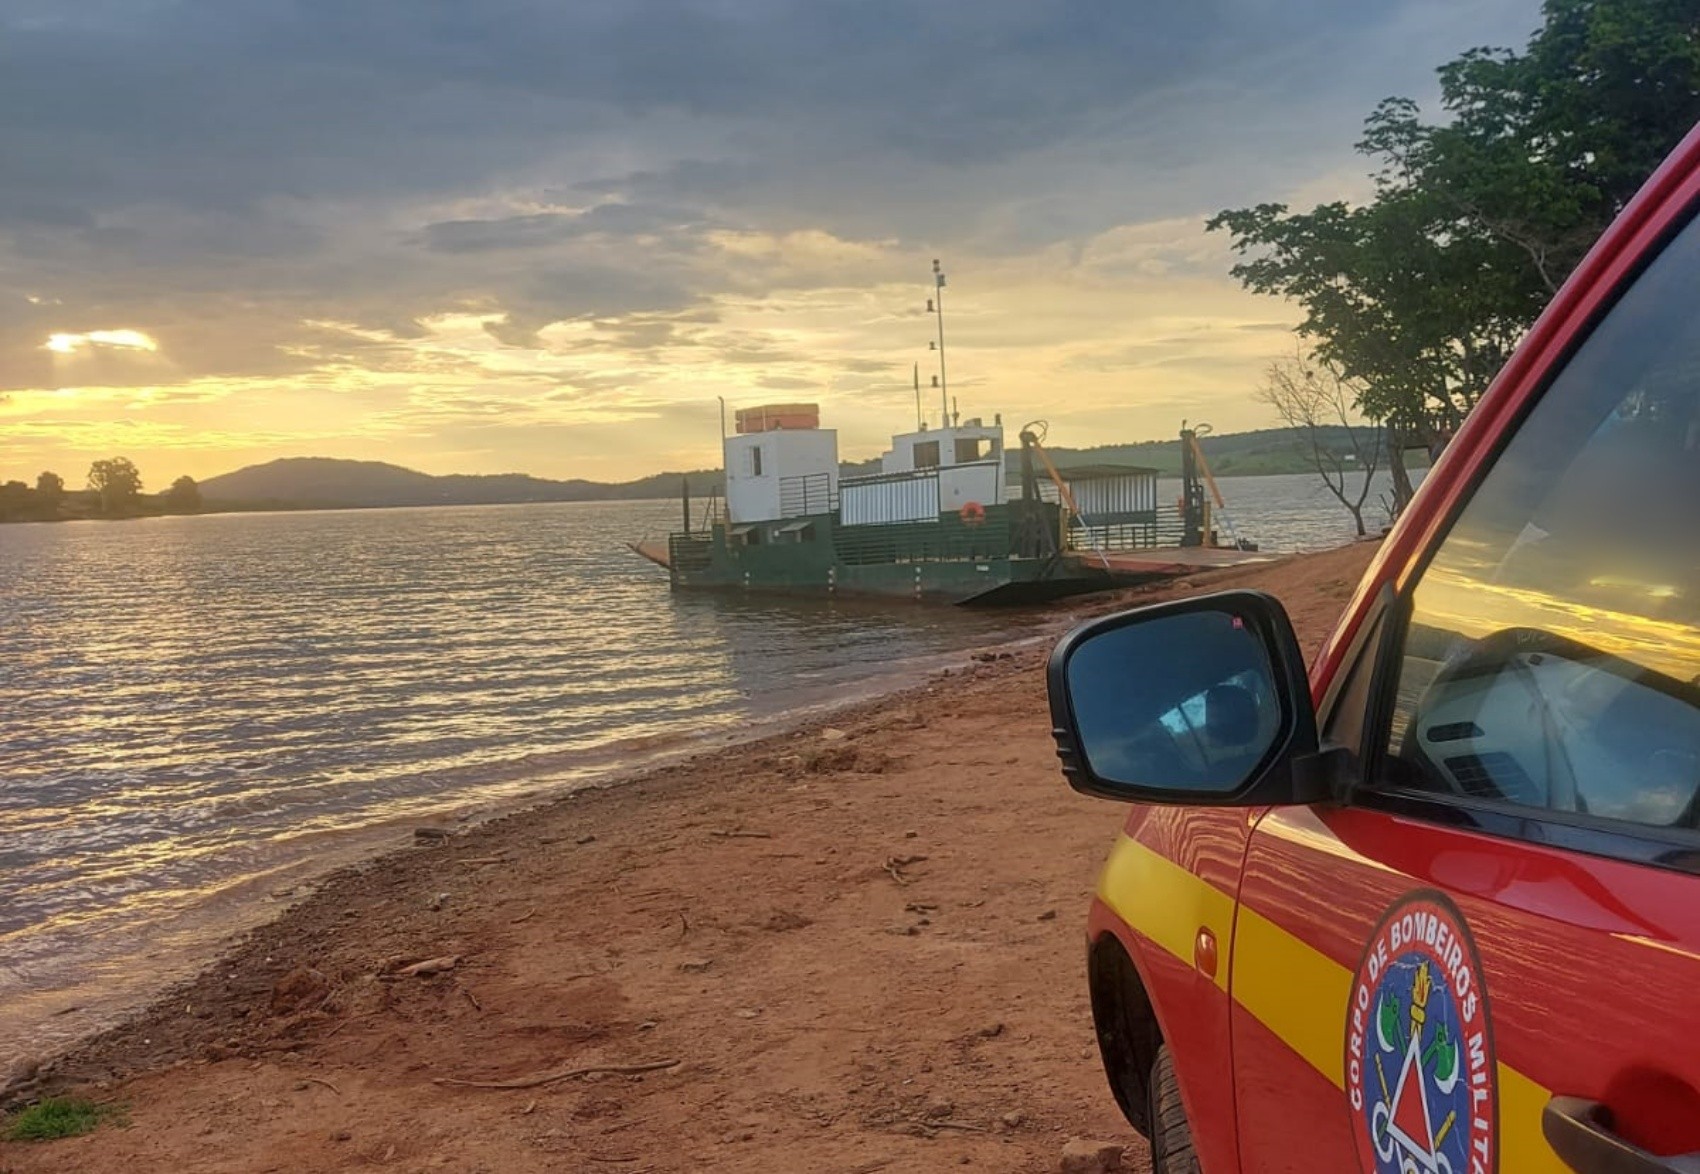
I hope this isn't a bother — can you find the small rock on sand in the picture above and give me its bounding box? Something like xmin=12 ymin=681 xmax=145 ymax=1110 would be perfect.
xmin=2 ymin=1057 xmax=42 ymax=1098
xmin=1060 ymin=1139 xmax=1126 ymax=1173
xmin=270 ymin=967 xmax=329 ymax=1014
xmin=398 ymin=955 xmax=458 ymax=977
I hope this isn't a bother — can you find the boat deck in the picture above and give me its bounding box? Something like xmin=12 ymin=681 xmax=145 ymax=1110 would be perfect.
xmin=629 ymin=539 xmax=671 ymax=569
xmin=1068 ymin=546 xmax=1277 ymax=577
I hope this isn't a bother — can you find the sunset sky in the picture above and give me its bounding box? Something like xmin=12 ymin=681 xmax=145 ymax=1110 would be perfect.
xmin=0 ymin=0 xmax=1542 ymax=486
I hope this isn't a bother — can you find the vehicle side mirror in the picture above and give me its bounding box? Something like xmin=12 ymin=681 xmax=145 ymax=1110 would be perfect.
xmin=1047 ymin=590 xmax=1327 ymax=806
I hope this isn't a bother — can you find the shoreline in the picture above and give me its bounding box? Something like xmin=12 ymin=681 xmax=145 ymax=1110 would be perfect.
xmin=0 ymin=461 xmax=1426 ymax=527
xmin=2 ymin=541 xmax=1378 ymax=1172
xmin=0 ymin=631 xmax=1055 ymax=1067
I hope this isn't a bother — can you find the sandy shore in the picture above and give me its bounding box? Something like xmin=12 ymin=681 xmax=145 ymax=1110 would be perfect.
xmin=1 ymin=541 xmax=1377 ymax=1173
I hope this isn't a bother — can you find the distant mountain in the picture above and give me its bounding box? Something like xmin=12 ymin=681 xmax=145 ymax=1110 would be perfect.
xmin=199 ymin=427 xmax=1410 ymax=512
xmin=1038 ymin=425 xmax=1406 ymax=479
xmin=839 ymin=425 xmax=1406 ymax=480
xmin=198 ymin=458 xmax=722 ymax=510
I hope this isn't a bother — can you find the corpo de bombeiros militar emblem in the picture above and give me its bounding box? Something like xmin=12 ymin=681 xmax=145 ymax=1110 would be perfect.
xmin=1346 ymin=891 xmax=1497 ymax=1174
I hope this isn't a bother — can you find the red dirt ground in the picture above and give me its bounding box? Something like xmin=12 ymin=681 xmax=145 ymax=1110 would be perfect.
xmin=1 ymin=541 xmax=1377 ymax=1173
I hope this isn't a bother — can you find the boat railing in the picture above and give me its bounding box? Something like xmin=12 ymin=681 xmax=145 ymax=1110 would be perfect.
xmin=668 ymin=531 xmax=716 ymax=572
xmin=1064 ymin=504 xmax=1241 ymax=553
xmin=834 ymin=509 xmax=1013 ymax=566
xmin=838 ymin=458 xmax=1002 ymax=490
xmin=1068 ymin=518 xmax=1163 ymax=551
xmin=779 ymin=472 xmax=837 ymax=517
xmin=839 ymin=460 xmax=1002 ymax=528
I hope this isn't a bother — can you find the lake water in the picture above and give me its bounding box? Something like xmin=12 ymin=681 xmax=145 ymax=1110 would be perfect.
xmin=0 ymin=472 xmax=1391 ymax=1062
xmin=1159 ymin=468 xmax=1417 ymax=553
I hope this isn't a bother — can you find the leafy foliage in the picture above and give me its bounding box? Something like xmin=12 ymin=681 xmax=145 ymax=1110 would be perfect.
xmin=164 ymin=474 xmax=202 ymax=513
xmin=1210 ymin=0 xmax=1700 ymax=493
xmin=35 ymin=470 xmax=64 ymax=508
xmin=88 ymin=456 xmax=144 ymax=514
xmin=0 ymin=471 xmax=68 ymax=522
xmin=0 ymin=479 xmax=32 ymax=520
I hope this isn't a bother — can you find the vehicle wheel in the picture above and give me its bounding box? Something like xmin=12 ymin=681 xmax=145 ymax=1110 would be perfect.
xmin=1147 ymin=1044 xmax=1201 ymax=1174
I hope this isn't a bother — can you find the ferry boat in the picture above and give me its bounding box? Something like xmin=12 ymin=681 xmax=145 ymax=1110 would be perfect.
xmin=628 ymin=263 xmax=1264 ymax=605
xmin=629 ymin=405 xmax=1264 ymax=606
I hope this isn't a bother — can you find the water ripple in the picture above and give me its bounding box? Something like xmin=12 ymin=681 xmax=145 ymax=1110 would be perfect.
xmin=0 ymin=499 xmax=1023 ymax=1062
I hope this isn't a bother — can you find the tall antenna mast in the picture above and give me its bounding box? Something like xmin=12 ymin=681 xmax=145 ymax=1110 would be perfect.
xmin=912 ymin=363 xmax=923 ymax=431
xmin=927 ymin=258 xmax=948 ymax=427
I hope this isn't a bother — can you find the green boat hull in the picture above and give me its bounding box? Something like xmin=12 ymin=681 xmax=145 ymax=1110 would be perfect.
xmin=664 ymin=503 xmax=1134 ymax=606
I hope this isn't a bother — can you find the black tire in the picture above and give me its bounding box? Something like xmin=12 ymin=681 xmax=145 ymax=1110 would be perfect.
xmin=1147 ymin=1044 xmax=1201 ymax=1174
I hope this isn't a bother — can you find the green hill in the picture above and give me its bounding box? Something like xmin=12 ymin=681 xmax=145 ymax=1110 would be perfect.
xmin=840 ymin=425 xmax=1403 ymax=479
xmin=1042 ymin=425 xmax=1403 ymax=478
xmin=194 ymin=426 xmax=1409 ymax=513
xmin=198 ymin=458 xmax=725 ymax=510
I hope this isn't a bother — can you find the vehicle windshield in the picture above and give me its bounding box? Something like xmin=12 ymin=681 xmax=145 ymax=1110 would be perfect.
xmin=1388 ymin=211 xmax=1700 ymax=828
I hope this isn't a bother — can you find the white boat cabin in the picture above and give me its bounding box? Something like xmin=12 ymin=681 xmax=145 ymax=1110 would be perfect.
xmin=722 ymin=403 xmax=1007 ymax=529
xmin=723 ymin=403 xmax=839 ymax=525
xmin=841 ymin=419 xmax=1006 ymax=525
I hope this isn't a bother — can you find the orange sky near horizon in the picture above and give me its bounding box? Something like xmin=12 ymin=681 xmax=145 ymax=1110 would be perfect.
xmin=2 ymin=227 xmax=1313 ymax=486
xmin=0 ymin=0 xmax=1544 ymax=489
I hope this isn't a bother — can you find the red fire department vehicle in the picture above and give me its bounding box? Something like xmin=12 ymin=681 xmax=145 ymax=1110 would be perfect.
xmin=1050 ymin=124 xmax=1700 ymax=1173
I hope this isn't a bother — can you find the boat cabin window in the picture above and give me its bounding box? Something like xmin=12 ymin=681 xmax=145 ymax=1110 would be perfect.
xmin=955 ymin=437 xmax=987 ymax=463
xmin=913 ymin=441 xmax=940 ymax=468
xmin=748 ymin=446 xmax=764 ymax=477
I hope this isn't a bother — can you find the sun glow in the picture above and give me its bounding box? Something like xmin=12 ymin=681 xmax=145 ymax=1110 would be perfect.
xmin=45 ymin=329 xmax=159 ymax=355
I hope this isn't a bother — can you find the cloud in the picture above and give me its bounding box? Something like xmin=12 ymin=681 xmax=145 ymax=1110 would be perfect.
xmin=420 ymin=202 xmax=712 ymax=254
xmin=0 ymin=0 xmax=1547 ymax=477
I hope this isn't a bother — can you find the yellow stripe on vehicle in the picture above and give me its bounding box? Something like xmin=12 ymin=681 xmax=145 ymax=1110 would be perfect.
xmin=1095 ymin=836 xmax=1236 ymax=991
xmin=1498 ymin=1066 xmax=1568 ymax=1174
xmin=1097 ymin=834 xmax=1571 ymax=1172
xmin=1231 ymin=905 xmax=1354 ymax=1088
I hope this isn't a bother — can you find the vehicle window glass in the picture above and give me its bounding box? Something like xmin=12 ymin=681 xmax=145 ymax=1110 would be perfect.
xmin=1322 ymin=608 xmax=1386 ymax=762
xmin=1381 ymin=212 xmax=1700 ymax=830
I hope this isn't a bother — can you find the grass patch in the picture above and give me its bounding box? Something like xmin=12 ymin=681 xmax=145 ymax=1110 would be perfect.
xmin=4 ymin=1096 xmax=118 ymax=1141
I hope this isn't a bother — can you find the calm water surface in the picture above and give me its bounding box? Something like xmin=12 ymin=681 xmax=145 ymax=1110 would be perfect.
xmin=0 ymin=474 xmax=1387 ymax=1061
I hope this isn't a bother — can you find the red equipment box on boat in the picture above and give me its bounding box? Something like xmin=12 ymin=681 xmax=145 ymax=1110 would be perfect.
xmin=735 ymin=403 xmax=819 ymax=433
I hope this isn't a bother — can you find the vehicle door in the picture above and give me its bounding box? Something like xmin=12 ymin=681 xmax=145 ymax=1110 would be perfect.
xmin=1229 ymin=195 xmax=1700 ymax=1171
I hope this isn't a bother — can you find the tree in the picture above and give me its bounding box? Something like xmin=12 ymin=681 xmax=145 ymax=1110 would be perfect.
xmin=1208 ymin=194 xmax=1525 ymax=506
xmin=35 ymin=471 xmax=64 ymax=515
xmin=164 ymin=474 xmax=202 ymax=513
xmin=0 ymin=480 xmax=31 ymax=522
xmin=88 ymin=457 xmax=143 ymax=516
xmin=1259 ymin=351 xmax=1383 ymax=536
xmin=1210 ymin=0 xmax=1700 ymax=507
xmin=1363 ymin=0 xmax=1700 ymax=299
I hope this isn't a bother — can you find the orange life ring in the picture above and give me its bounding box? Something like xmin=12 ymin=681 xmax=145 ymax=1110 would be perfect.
xmin=959 ymin=500 xmax=987 ymax=526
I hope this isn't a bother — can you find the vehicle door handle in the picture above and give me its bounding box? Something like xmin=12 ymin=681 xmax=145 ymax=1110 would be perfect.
xmin=1544 ymin=1096 xmax=1700 ymax=1174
